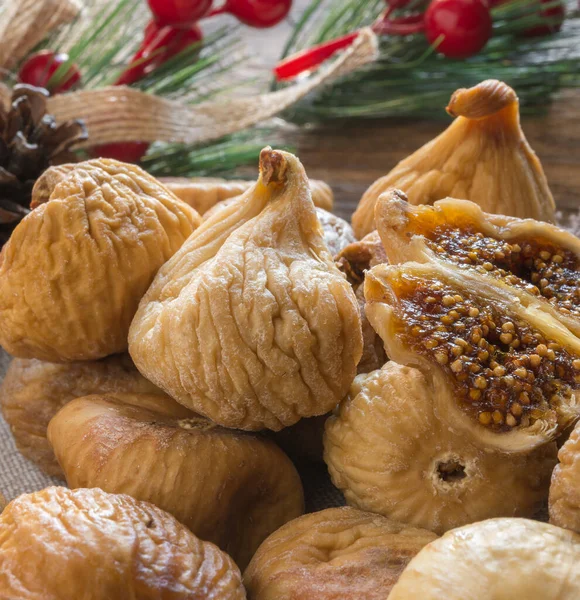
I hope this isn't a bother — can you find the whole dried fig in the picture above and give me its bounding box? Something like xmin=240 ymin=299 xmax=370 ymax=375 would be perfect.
xmin=0 ymin=355 xmax=172 ymax=477
xmin=243 ymin=506 xmax=437 ymax=600
xmin=204 ymin=203 xmax=356 ymax=259
xmin=48 ymin=393 xmax=305 ymax=569
xmin=0 ymin=159 xmax=200 ymax=362
xmin=364 ymin=261 xmax=580 ymax=451
xmin=336 ymin=231 xmax=388 ymax=373
xmin=0 ymin=486 xmax=245 ymax=599
xmin=550 ymin=421 xmax=580 ymax=533
xmin=353 ymin=80 xmax=555 ymax=238
xmin=389 ymin=518 xmax=580 ymax=600
xmin=376 ymin=191 xmax=580 ymax=336
xmin=163 ymin=176 xmax=334 ymax=214
xmin=324 ymin=363 xmax=556 ymax=534
xmin=129 ymin=148 xmax=362 ymax=431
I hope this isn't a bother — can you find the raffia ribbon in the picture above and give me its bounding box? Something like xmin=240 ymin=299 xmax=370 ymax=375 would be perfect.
xmin=0 ymin=0 xmax=80 ymax=71
xmin=47 ymin=29 xmax=378 ymax=147
xmin=0 ymin=0 xmax=378 ymax=147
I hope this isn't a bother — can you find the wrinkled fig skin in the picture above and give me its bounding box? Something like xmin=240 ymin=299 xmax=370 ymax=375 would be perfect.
xmin=48 ymin=393 xmax=305 ymax=569
xmin=0 ymin=355 xmax=169 ymax=477
xmin=0 ymin=487 xmax=246 ymax=600
xmin=204 ymin=203 xmax=356 ymax=259
xmin=324 ymin=363 xmax=557 ymax=535
xmin=129 ymin=148 xmax=363 ymax=431
xmin=0 ymin=159 xmax=200 ymax=362
xmin=389 ymin=518 xmax=580 ymax=600
xmin=364 ymin=261 xmax=580 ymax=452
xmin=336 ymin=231 xmax=388 ymax=374
xmin=243 ymin=507 xmax=437 ymax=600
xmin=550 ymin=421 xmax=580 ymax=532
xmin=163 ymin=176 xmax=334 ymax=215
xmin=352 ymin=79 xmax=555 ymax=238
xmin=376 ymin=191 xmax=580 ymax=337
xmin=313 ymin=208 xmax=356 ymax=257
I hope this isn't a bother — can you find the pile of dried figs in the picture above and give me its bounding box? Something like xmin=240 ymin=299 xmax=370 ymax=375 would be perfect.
xmin=0 ymin=79 xmax=579 ymax=599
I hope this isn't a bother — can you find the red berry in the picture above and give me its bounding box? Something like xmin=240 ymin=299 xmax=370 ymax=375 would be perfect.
xmin=116 ymin=21 xmax=203 ymax=86
xmin=522 ymin=0 xmax=565 ymax=36
xmin=92 ymin=142 xmax=150 ymax=163
xmin=147 ymin=0 xmax=213 ymax=26
xmin=18 ymin=50 xmax=81 ymax=94
xmin=220 ymin=0 xmax=292 ymax=28
xmin=425 ymin=0 xmax=492 ymax=59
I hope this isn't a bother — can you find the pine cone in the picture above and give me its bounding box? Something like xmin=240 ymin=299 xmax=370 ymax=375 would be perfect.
xmin=0 ymin=84 xmax=87 ymax=244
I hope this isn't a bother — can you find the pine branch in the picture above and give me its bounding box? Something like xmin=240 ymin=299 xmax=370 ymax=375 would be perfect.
xmin=142 ymin=128 xmax=292 ymax=178
xmin=277 ymin=0 xmax=580 ymax=122
xmin=14 ymin=0 xmax=262 ymax=176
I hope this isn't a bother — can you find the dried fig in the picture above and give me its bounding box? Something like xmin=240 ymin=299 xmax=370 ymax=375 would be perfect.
xmin=204 ymin=203 xmax=356 ymax=259
xmin=0 ymin=354 xmax=172 ymax=477
xmin=352 ymin=80 xmax=555 ymax=238
xmin=337 ymin=231 xmax=388 ymax=373
xmin=376 ymin=191 xmax=580 ymax=336
xmin=163 ymin=176 xmax=334 ymax=214
xmin=364 ymin=261 xmax=580 ymax=451
xmin=389 ymin=518 xmax=580 ymax=600
xmin=0 ymin=159 xmax=200 ymax=362
xmin=549 ymin=421 xmax=580 ymax=532
xmin=129 ymin=148 xmax=363 ymax=431
xmin=243 ymin=506 xmax=437 ymax=600
xmin=324 ymin=363 xmax=556 ymax=534
xmin=0 ymin=486 xmax=245 ymax=599
xmin=48 ymin=393 xmax=305 ymax=569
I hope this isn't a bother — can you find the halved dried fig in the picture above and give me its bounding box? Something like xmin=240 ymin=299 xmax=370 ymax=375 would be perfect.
xmin=0 ymin=355 xmax=170 ymax=477
xmin=324 ymin=363 xmax=556 ymax=534
xmin=0 ymin=159 xmax=200 ymax=362
xmin=243 ymin=506 xmax=437 ymax=600
xmin=163 ymin=176 xmax=334 ymax=214
xmin=48 ymin=393 xmax=305 ymax=569
xmin=0 ymin=486 xmax=246 ymax=599
xmin=352 ymin=80 xmax=555 ymax=238
xmin=389 ymin=518 xmax=580 ymax=600
xmin=337 ymin=231 xmax=388 ymax=373
xmin=550 ymin=421 xmax=580 ymax=533
xmin=376 ymin=191 xmax=580 ymax=336
xmin=129 ymin=148 xmax=362 ymax=431
xmin=364 ymin=261 xmax=580 ymax=451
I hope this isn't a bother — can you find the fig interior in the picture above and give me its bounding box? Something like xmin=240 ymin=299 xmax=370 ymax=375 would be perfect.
xmin=421 ymin=224 xmax=579 ymax=317
xmin=392 ymin=274 xmax=580 ymax=432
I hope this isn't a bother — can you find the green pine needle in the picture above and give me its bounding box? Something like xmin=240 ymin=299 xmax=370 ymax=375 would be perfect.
xmin=142 ymin=128 xmax=292 ymax=179
xmin=277 ymin=0 xmax=580 ymax=122
xmin=16 ymin=0 xmax=264 ymax=177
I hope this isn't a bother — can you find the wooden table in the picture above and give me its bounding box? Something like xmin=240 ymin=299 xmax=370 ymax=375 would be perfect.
xmin=289 ymin=90 xmax=580 ymax=223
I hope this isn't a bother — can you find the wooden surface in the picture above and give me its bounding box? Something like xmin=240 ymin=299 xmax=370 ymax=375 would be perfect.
xmin=290 ymin=90 xmax=580 ymax=223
